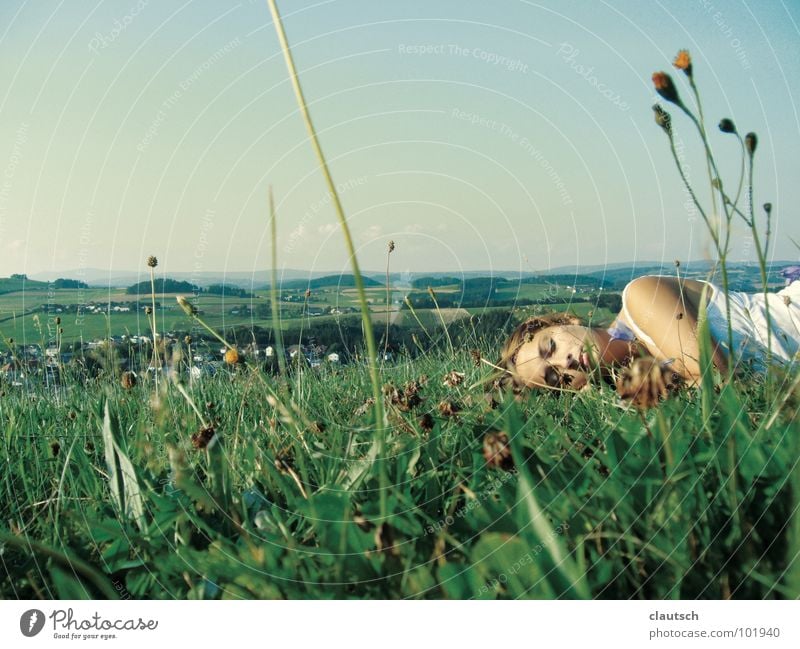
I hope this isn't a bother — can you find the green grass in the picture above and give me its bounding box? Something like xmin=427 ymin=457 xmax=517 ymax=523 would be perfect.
xmin=1 ymin=339 xmax=798 ymax=599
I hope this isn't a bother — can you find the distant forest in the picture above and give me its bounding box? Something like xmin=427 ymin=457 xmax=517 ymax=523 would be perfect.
xmin=126 ymin=278 xmax=254 ymax=298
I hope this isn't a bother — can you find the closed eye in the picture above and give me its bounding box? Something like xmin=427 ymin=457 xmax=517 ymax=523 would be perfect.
xmin=540 ymin=338 xmax=556 ymax=359
xmin=544 ymin=366 xmax=561 ymax=387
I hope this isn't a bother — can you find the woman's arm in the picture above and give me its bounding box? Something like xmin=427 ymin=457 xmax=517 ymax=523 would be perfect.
xmin=622 ymin=276 xmax=729 ymax=384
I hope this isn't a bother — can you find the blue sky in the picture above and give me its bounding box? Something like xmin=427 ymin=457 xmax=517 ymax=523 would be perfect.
xmin=0 ymin=0 xmax=798 ymax=280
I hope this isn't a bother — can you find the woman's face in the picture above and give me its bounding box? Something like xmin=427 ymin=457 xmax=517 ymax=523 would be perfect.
xmin=512 ymin=324 xmax=597 ymax=391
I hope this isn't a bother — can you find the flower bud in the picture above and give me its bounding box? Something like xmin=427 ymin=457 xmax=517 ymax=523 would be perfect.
xmin=176 ymin=295 xmax=197 ymax=316
xmin=745 ymin=132 xmax=758 ymax=156
xmin=718 ymin=118 xmax=736 ymax=134
xmin=652 ymin=72 xmax=681 ymax=105
xmin=652 ymin=104 xmax=672 ymax=135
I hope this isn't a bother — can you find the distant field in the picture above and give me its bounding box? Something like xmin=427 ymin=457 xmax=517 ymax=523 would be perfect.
xmin=0 ymin=281 xmax=613 ymax=344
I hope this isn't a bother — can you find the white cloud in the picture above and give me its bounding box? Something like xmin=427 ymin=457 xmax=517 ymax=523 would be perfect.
xmin=359 ymin=224 xmax=382 ymax=241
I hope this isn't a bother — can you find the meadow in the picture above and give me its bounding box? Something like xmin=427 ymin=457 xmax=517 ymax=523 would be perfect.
xmin=1 ymin=333 xmax=798 ymax=599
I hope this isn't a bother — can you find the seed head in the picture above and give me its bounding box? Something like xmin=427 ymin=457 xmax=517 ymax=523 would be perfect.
xmin=616 ymin=357 xmax=682 ymax=409
xmin=224 ymin=347 xmax=239 ymax=365
xmin=304 ymin=289 xmax=311 ymax=299
xmin=388 ymin=240 xmax=395 ymax=254
xmin=437 ymin=400 xmax=460 ymax=417
xmin=652 ymin=104 xmax=672 ymax=135
xmin=442 ymin=370 xmax=465 ymax=387
xmin=482 ymin=431 xmax=513 ymax=470
xmin=55 ymin=316 xmax=61 ymax=325
xmin=652 ymin=72 xmax=682 ymax=106
xmin=121 ymin=371 xmax=137 ymax=389
xmin=184 ymin=335 xmax=192 ymax=345
xmin=470 ymin=349 xmax=481 ymax=367
xmin=7 ymin=338 xmax=13 ymax=345
xmin=783 ymin=295 xmax=792 ymax=307
xmin=763 ymin=202 xmax=772 ymax=215
xmin=418 ymin=412 xmax=434 ymax=432
xmin=718 ymin=118 xmax=737 ymax=134
xmin=674 ymin=259 xmax=681 ymax=268
xmin=672 ymin=50 xmax=692 ymax=77
xmin=191 ymin=425 xmax=216 ymax=450
xmin=145 ymin=306 xmax=153 ymax=315
xmin=146 ymin=255 xmax=158 ymax=268
xmin=176 ymin=295 xmax=197 ymax=316
xmin=745 ymin=132 xmax=758 ymax=156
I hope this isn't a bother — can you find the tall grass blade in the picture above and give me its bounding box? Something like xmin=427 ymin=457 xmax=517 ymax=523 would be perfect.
xmin=266 ymin=0 xmax=387 ymax=519
xmin=101 ymin=400 xmax=146 ymax=531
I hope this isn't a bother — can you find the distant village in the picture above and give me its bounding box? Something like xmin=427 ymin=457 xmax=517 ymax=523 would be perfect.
xmin=0 ymin=331 xmax=342 ymax=388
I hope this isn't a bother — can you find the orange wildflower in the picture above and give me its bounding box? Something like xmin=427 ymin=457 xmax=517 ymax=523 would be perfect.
xmin=673 ymin=49 xmax=692 ymax=76
xmin=652 ymin=71 xmax=681 ymax=105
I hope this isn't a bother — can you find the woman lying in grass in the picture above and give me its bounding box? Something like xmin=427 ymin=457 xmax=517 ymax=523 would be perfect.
xmin=495 ymin=270 xmax=800 ymax=396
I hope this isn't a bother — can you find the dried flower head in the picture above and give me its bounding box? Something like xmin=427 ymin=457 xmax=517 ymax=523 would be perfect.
xmin=652 ymin=104 xmax=672 ymax=135
xmin=146 ymin=255 xmax=158 ymax=268
xmin=191 ymin=425 xmax=216 ymax=450
xmin=305 ymin=289 xmax=311 ymax=299
xmin=437 ymin=400 xmax=460 ymax=417
xmin=784 ymin=295 xmax=792 ymax=307
xmin=176 ymin=295 xmax=197 ymax=316
xmin=674 ymin=259 xmax=681 ymax=268
xmin=443 ymin=370 xmax=466 ymax=388
xmin=763 ymin=202 xmax=772 ymax=215
xmin=470 ymin=349 xmax=482 ymax=367
xmin=224 ymin=347 xmax=239 ymax=365
xmin=274 ymin=451 xmax=294 ymax=474
xmin=388 ymin=240 xmax=395 ymax=253
xmin=482 ymin=431 xmax=513 ymax=470
xmin=121 ymin=371 xmax=137 ymax=390
xmin=616 ymin=357 xmax=683 ymax=408
xmin=419 ymin=412 xmax=435 ymax=432
xmin=50 ymin=440 xmax=60 ymax=457
xmin=354 ymin=397 xmax=376 ymax=416
xmin=745 ymin=132 xmax=758 ymax=156
xmin=145 ymin=306 xmax=153 ymax=315
xmin=652 ymin=72 xmax=681 ymax=106
xmin=55 ymin=316 xmax=61 ymax=326
xmin=672 ymin=49 xmax=692 ymax=76
xmin=184 ymin=335 xmax=192 ymax=345
xmin=374 ymin=521 xmax=401 ymax=557
xmin=718 ymin=118 xmax=736 ymax=134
